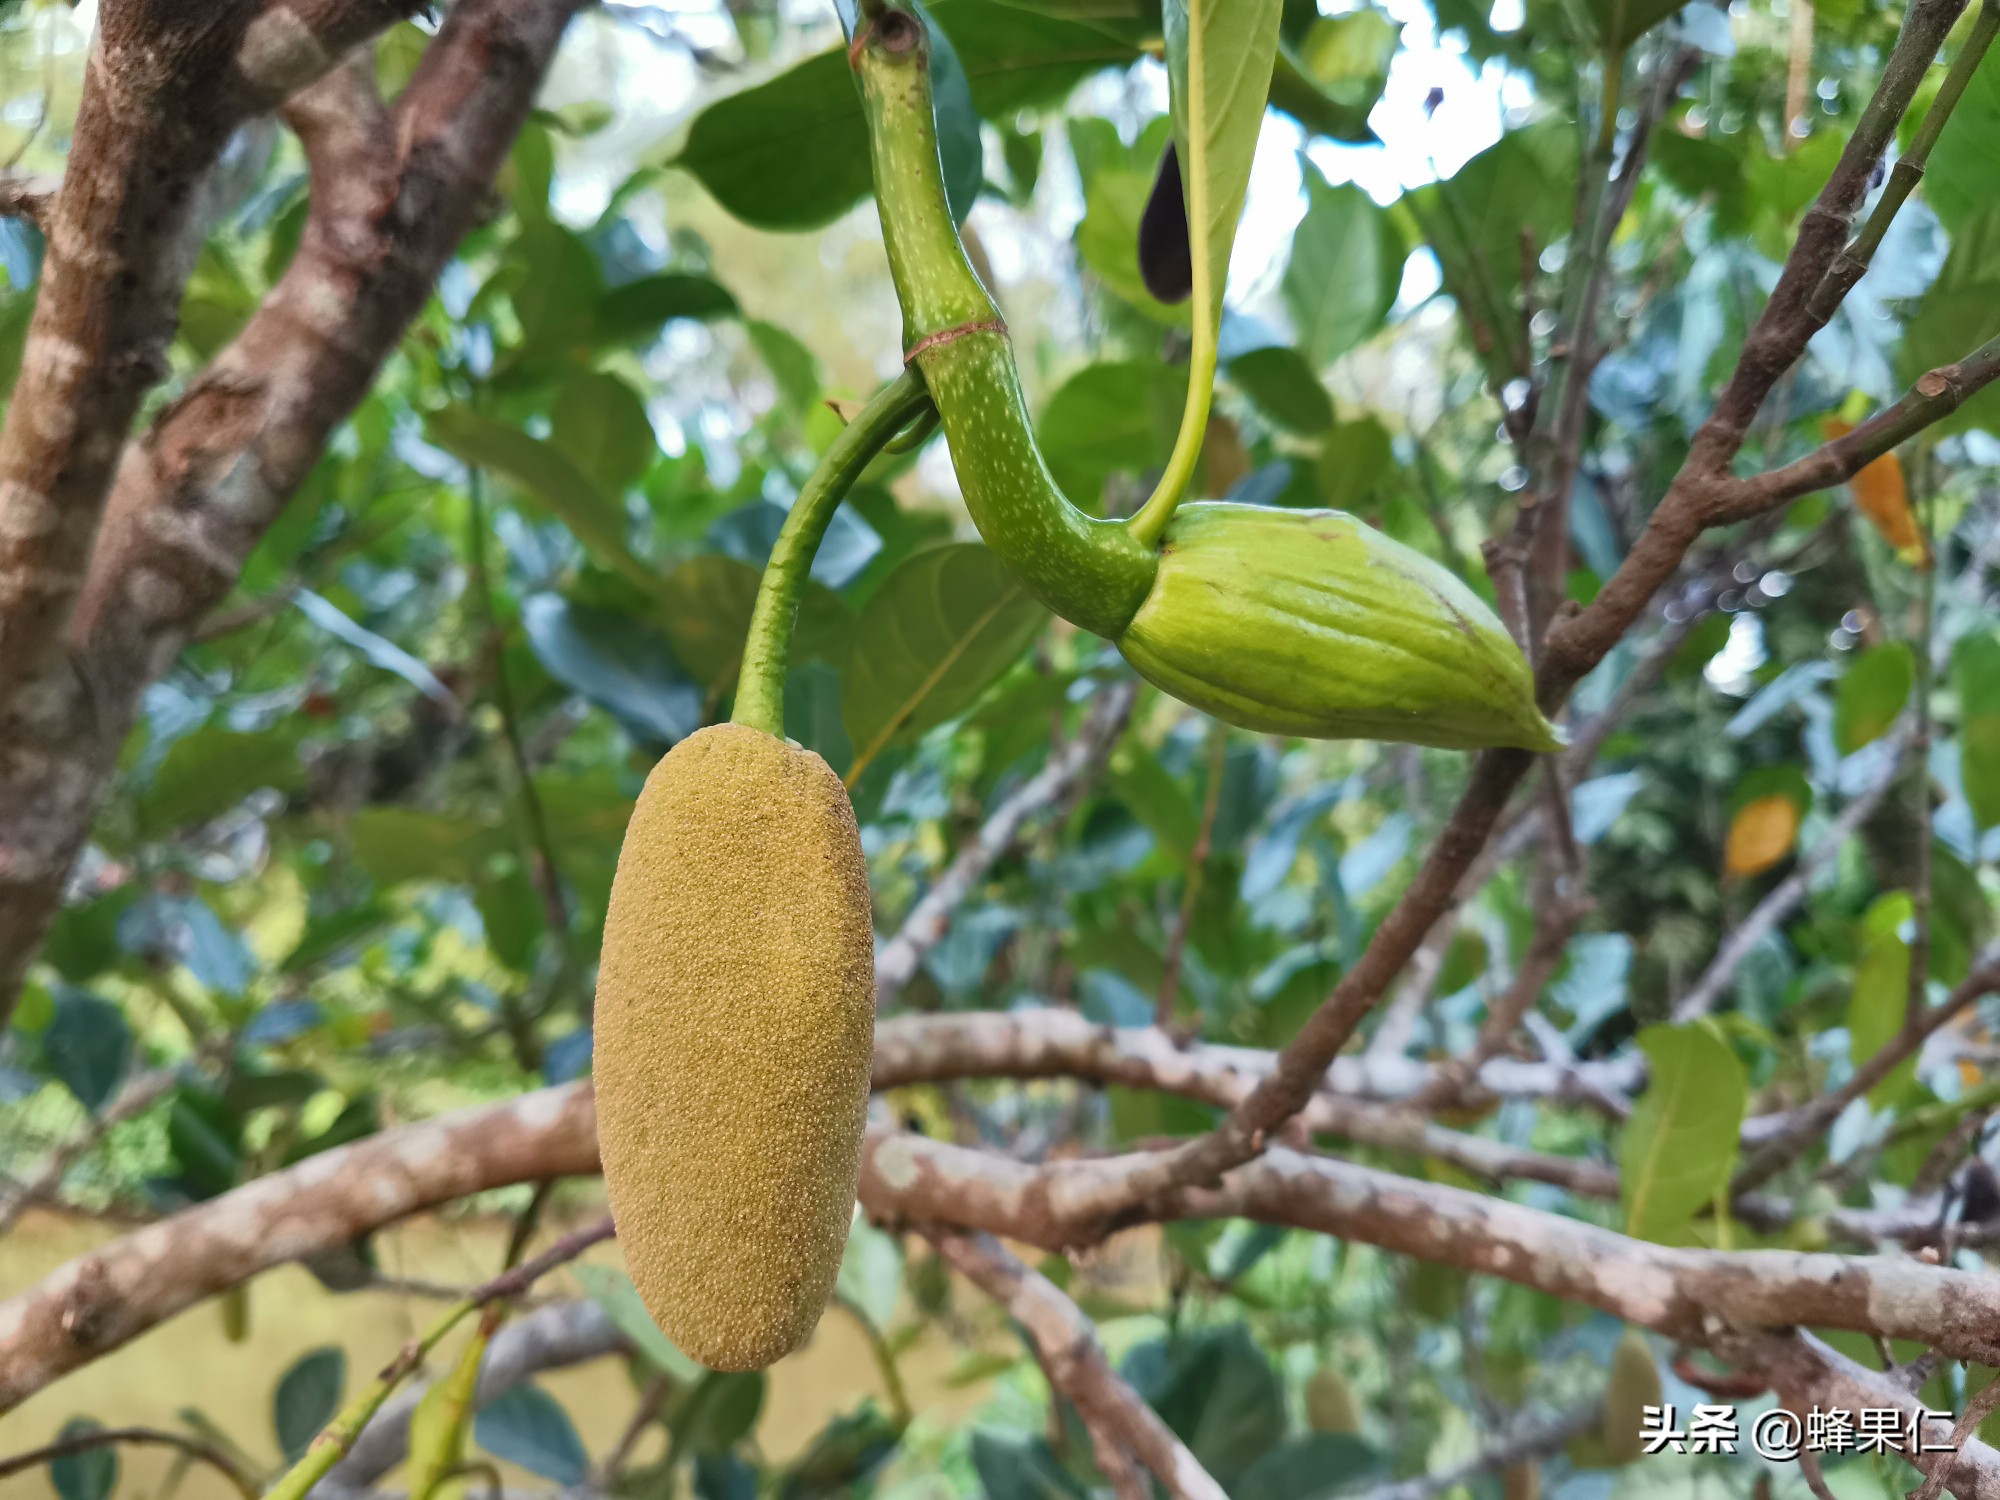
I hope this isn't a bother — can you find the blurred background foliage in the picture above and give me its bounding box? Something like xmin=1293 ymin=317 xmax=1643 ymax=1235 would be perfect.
xmin=1 ymin=0 xmax=1998 ymax=1493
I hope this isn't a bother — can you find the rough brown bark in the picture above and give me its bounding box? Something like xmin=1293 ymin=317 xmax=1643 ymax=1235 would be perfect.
xmin=9 ymin=1029 xmax=2000 ymax=1420
xmin=0 ymin=0 xmax=585 ymax=1024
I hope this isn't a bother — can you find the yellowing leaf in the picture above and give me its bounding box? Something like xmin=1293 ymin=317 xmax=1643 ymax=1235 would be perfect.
xmin=1724 ymin=794 xmax=1800 ymax=877
xmin=1822 ymin=417 xmax=1929 ymax=567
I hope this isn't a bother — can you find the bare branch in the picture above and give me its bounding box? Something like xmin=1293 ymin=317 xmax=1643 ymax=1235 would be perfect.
xmin=1361 ymin=1403 xmax=1598 ymax=1500
xmin=876 ymin=680 xmax=1135 ymax=1007
xmin=928 ymin=1229 xmax=1227 ymax=1500
xmin=1673 ymin=722 xmax=1913 ymax=1022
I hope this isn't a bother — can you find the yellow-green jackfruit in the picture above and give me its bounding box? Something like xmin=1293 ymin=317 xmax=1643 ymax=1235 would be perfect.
xmin=595 ymin=723 xmax=876 ymax=1371
xmin=1306 ymin=1366 xmax=1363 ymax=1433
xmin=1603 ymin=1328 xmax=1661 ymax=1463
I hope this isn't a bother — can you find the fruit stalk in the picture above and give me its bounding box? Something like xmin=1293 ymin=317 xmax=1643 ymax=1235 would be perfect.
xmin=852 ymin=7 xmax=1158 ymax=640
xmin=733 ymin=368 xmax=932 ymax=736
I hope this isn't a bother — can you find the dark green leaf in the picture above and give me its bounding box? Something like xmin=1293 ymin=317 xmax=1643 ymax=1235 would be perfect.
xmin=1227 ymin=345 xmax=1335 ymax=434
xmin=1123 ymin=1325 xmax=1286 ymax=1488
xmin=842 ymin=544 xmax=1048 ymax=775
xmin=1920 ymin=48 xmax=2000 ymax=235
xmin=351 ymin=809 xmax=509 ymax=886
xmin=425 ymin=405 xmax=667 ymax=604
xmin=50 ymin=1418 xmax=117 ymax=1500
xmin=594 ymin=273 xmax=739 ymax=347
xmin=45 ymin=990 xmax=131 ymax=1113
xmin=476 ymin=1385 xmax=590 ymax=1485
xmin=1408 ymin=123 xmax=1576 ymax=383
xmin=551 ymin=371 xmax=658 ymax=494
xmin=746 ymin=319 xmax=824 ymax=415
xmin=968 ymin=1431 xmax=1089 ymax=1499
xmin=522 ymin=593 xmax=702 ymax=745
xmin=1037 ymin=360 xmax=1185 ymax=505
xmin=137 ymin=725 xmax=303 ymax=837
xmin=275 ymin=1347 xmax=348 ymax=1462
xmin=672 ymin=1371 xmax=768 ymax=1458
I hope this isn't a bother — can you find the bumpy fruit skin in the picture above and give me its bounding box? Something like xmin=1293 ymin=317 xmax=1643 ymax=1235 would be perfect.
xmin=1116 ymin=503 xmax=1565 ymax=752
xmin=595 ymin=723 xmax=876 ymax=1372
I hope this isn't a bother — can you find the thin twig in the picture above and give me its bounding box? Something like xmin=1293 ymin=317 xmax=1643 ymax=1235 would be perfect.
xmin=927 ymin=1228 xmax=1227 ymax=1500
xmin=0 ymin=1426 xmax=258 ymax=1499
xmin=1672 ymin=721 xmax=1914 ymax=1022
xmin=1158 ymin=721 xmax=1228 ymax=1031
xmin=875 ymin=680 xmax=1137 ymax=1007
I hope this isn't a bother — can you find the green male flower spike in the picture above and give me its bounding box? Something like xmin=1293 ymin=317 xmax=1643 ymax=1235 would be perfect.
xmin=849 ymin=7 xmax=1563 ymax=754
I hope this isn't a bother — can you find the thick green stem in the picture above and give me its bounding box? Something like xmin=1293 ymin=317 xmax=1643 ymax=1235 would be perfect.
xmin=855 ymin=6 xmax=1158 ymax=640
xmin=732 ymin=369 xmax=931 ymax=737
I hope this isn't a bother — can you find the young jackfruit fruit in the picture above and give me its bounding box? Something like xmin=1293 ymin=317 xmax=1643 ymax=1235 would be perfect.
xmin=1305 ymin=1366 xmax=1364 ymax=1433
xmin=595 ymin=723 xmax=876 ymax=1372
xmin=1603 ymin=1328 xmax=1661 ymax=1464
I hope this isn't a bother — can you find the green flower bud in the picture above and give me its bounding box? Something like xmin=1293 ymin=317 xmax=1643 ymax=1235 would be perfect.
xmin=1115 ymin=503 xmax=1565 ymax=752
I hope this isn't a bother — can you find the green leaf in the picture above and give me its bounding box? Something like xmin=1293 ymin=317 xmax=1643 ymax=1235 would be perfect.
xmin=968 ymin=1432 xmax=1090 ymax=1499
xmin=836 ymin=1217 xmax=905 ymax=1333
xmin=1227 ymin=345 xmax=1335 ymax=434
xmin=551 ymin=372 xmax=658 ymax=494
xmin=508 ymin=222 xmax=602 ymax=360
xmin=656 ymin=555 xmax=851 ymax=698
xmin=50 ymin=1419 xmax=117 ymax=1500
xmin=45 ymin=990 xmax=131 ymax=1114
xmin=930 ymin=0 xmax=1141 ymax=115
xmin=1620 ymin=1022 xmax=1746 ymax=1242
xmin=1586 ymin=0 xmax=1689 ymax=53
xmin=475 ymin=1385 xmax=588 ymax=1486
xmin=1037 ymin=360 xmax=1186 ymax=506
xmin=671 ymin=1372 xmax=768 ymax=1459
xmin=1293 ymin=11 xmax=1400 ymax=119
xmin=137 ymin=725 xmax=303 ymax=837
xmin=1315 ymin=416 xmax=1397 ymax=511
xmin=424 ymin=405 xmax=668 ymax=605
xmin=1923 ymin=47 xmax=2000 ymax=236
xmin=747 ymin=319 xmax=824 ymax=415
xmin=1849 ymin=892 xmax=1918 ymax=1108
xmin=1284 ymin=172 xmax=1403 ymax=367
xmin=841 ymin=544 xmax=1048 ymax=779
xmin=1833 ymin=642 xmax=1913 ymax=755
xmin=476 ymin=859 xmax=545 ymax=974
xmin=674 ymin=5 xmax=981 ymax=233
xmin=571 ymin=1264 xmax=706 ymax=1381
xmin=1897 ymin=206 xmax=2000 ymax=438
xmin=1123 ymin=1325 xmax=1286 ymax=1489
xmin=1077 ymin=156 xmax=1193 ymax=324
xmin=351 ymin=809 xmax=508 ymax=887
xmin=594 ymin=273 xmax=739 ymax=348
xmin=1150 ymin=0 xmax=1282 ymax=527
xmin=521 ymin=593 xmax=702 ymax=746
xmin=1954 ymin=629 xmax=2000 ymax=828
xmin=1407 ymin=122 xmax=1576 ymax=384
xmin=1237 ymin=1433 xmax=1389 ymax=1497
xmin=275 ymin=1347 xmax=348 ymax=1462
xmin=1163 ymin=0 xmax=1283 ymax=329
